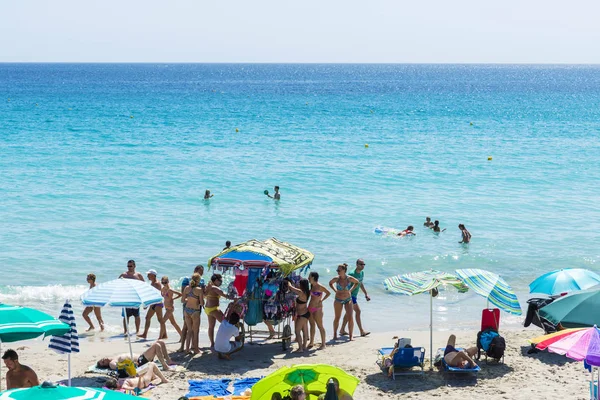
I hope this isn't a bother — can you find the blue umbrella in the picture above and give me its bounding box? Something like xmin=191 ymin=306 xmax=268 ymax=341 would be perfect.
xmin=81 ymin=278 xmax=162 ymax=358
xmin=529 ymin=268 xmax=600 ymax=296
xmin=48 ymin=301 xmax=79 ymax=386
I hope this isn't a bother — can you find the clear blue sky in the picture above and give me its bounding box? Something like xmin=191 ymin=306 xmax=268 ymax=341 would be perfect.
xmin=1 ymin=0 xmax=599 ymax=63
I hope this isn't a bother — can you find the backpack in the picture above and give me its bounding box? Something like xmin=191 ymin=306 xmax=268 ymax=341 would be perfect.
xmin=487 ymin=335 xmax=506 ymax=360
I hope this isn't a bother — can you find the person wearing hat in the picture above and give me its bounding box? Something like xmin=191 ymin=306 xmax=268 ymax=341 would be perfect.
xmin=2 ymin=349 xmax=39 ymax=390
xmin=138 ymin=269 xmax=164 ymax=339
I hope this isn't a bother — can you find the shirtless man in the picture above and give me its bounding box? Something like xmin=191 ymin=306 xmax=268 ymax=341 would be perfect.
xmin=2 ymin=350 xmax=39 ymax=390
xmin=423 ymin=217 xmax=434 ymax=228
xmin=138 ymin=269 xmax=164 ymax=339
xmin=96 ymin=340 xmax=175 ymax=371
xmin=119 ymin=259 xmax=144 ymax=334
xmin=458 ymin=224 xmax=472 ymax=244
xmin=266 ymin=186 xmax=281 ymax=200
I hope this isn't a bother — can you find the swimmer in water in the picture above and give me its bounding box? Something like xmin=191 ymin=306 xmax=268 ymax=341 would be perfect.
xmin=423 ymin=217 xmax=434 ymax=228
xmin=458 ymin=224 xmax=472 ymax=243
xmin=432 ymin=220 xmax=446 ymax=233
xmin=204 ymin=190 xmax=214 ymax=200
xmin=397 ymin=226 xmax=415 ymax=237
xmin=266 ymin=186 xmax=280 ymax=200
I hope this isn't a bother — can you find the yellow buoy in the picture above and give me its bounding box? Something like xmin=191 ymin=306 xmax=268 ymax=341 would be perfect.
xmin=130 ymin=115 xmax=134 ymax=118
xmin=365 ymin=144 xmax=369 ymax=148
xmin=488 ymin=156 xmax=492 ymax=161
xmin=235 ymin=128 xmax=239 ymax=133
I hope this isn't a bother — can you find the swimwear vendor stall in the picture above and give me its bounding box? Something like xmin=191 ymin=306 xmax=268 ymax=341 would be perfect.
xmin=209 ymin=238 xmax=315 ymax=351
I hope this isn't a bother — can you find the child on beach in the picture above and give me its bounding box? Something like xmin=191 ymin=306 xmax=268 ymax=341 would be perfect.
xmin=82 ymin=274 xmax=104 ymax=332
xmin=160 ymin=276 xmax=182 ymax=340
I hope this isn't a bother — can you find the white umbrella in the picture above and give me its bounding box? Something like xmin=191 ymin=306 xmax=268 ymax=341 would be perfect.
xmin=81 ymin=278 xmax=162 ymax=359
xmin=48 ymin=300 xmax=79 ymax=386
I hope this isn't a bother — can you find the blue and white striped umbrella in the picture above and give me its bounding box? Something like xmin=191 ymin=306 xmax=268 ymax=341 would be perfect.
xmin=456 ymin=268 xmax=522 ymax=315
xmin=48 ymin=301 xmax=79 ymax=386
xmin=81 ymin=278 xmax=162 ymax=308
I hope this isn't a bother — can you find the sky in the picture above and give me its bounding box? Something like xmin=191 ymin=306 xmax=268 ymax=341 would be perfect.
xmin=1 ymin=0 xmax=599 ymax=63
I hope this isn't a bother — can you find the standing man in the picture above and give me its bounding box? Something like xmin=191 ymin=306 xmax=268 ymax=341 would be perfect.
xmin=2 ymin=350 xmax=39 ymax=389
xmin=340 ymin=259 xmax=371 ymax=337
xmin=266 ymin=186 xmax=281 ymax=200
xmin=177 ymin=265 xmax=205 ymax=352
xmin=119 ymin=259 xmax=144 ymax=335
xmin=138 ymin=269 xmax=164 ymax=339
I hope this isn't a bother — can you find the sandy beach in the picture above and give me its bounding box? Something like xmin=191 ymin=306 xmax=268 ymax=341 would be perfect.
xmin=1 ymin=328 xmax=590 ymax=399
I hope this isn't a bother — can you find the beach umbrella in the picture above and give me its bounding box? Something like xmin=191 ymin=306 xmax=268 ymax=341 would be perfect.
xmin=538 ymin=289 xmax=600 ymax=328
xmin=455 ymin=269 xmax=522 ymax=315
xmin=81 ymin=278 xmax=162 ymax=359
xmin=250 ymin=364 xmax=359 ymax=400
xmin=529 ymin=328 xmax=586 ymax=350
xmin=383 ymin=270 xmax=468 ymax=369
xmin=0 ymin=304 xmax=70 ymax=391
xmin=541 ymin=326 xmax=598 ymax=360
xmin=48 ymin=301 xmax=79 ymax=386
xmin=0 ymin=383 xmax=137 ymax=399
xmin=529 ymin=268 xmax=600 ymax=296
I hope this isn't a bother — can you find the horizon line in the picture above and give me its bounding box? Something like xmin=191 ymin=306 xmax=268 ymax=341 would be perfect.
xmin=1 ymin=61 xmax=600 ymax=66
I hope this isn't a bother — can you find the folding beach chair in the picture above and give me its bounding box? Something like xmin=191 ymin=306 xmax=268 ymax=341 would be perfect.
xmin=481 ymin=308 xmax=500 ymax=331
xmin=377 ymin=346 xmax=425 ymax=379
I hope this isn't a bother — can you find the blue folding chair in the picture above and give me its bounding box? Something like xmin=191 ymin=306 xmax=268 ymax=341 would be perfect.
xmin=377 ymin=346 xmax=425 ymax=379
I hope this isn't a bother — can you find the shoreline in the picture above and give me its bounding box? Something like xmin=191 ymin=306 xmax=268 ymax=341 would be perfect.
xmin=1 ymin=328 xmax=589 ymax=399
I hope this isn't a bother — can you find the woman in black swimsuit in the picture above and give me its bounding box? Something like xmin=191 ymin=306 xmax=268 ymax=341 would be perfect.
xmin=287 ymin=279 xmax=311 ymax=353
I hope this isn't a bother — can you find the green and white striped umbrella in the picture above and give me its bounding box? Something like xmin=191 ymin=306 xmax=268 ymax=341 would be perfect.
xmin=455 ymin=268 xmax=522 ymax=315
xmin=384 ymin=270 xmax=469 ymax=369
xmin=0 ymin=385 xmax=137 ymax=399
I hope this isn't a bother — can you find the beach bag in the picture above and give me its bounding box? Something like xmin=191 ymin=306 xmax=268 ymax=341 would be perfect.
xmin=487 ymin=335 xmax=506 ymax=360
xmin=477 ymin=328 xmax=499 ymax=353
xmin=116 ymin=359 xmax=137 ymax=378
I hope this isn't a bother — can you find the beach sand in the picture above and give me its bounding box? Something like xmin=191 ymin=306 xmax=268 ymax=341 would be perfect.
xmin=0 ymin=329 xmax=589 ymax=399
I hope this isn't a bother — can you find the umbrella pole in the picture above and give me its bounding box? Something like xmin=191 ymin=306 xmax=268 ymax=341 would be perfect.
xmin=68 ymin=353 xmax=71 ymax=387
xmin=123 ymin=308 xmax=134 ymax=360
xmin=430 ymin=291 xmax=433 ymax=371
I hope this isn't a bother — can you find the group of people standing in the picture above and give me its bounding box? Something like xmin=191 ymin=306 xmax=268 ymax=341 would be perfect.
xmin=287 ymin=259 xmax=371 ymax=354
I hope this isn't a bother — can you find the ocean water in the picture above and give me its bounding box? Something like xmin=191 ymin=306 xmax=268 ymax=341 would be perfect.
xmin=1 ymin=64 xmax=600 ymax=335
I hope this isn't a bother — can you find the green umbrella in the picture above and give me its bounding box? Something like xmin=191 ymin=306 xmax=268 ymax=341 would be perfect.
xmin=0 ymin=304 xmax=70 ymax=391
xmin=284 ymin=368 xmax=319 ymax=386
xmin=539 ymin=289 xmax=600 ymax=328
xmin=0 ymin=384 xmax=136 ymax=399
xmin=384 ymin=270 xmax=468 ymax=370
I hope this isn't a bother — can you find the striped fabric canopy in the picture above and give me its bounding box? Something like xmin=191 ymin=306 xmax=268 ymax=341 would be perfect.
xmin=0 ymin=304 xmax=70 ymax=343
xmin=384 ymin=270 xmax=468 ymax=295
xmin=455 ymin=268 xmax=522 ymax=315
xmin=81 ymin=278 xmax=163 ymax=308
xmin=48 ymin=301 xmax=79 ymax=355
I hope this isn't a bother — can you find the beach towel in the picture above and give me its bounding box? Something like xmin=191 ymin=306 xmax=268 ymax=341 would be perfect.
xmin=120 ymin=383 xmax=156 ymax=397
xmin=232 ymin=377 xmax=261 ymax=395
xmin=187 ymin=378 xmax=232 ymax=397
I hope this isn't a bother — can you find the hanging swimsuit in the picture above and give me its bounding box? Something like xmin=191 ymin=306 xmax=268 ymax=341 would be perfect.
xmin=204 ymin=293 xmax=221 ymax=316
xmin=335 ymin=279 xmax=353 ymax=305
xmin=296 ymin=297 xmax=310 ymax=319
xmin=309 ymin=291 xmax=323 ymax=313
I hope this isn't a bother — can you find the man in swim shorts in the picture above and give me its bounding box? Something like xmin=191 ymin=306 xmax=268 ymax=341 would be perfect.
xmin=2 ymin=350 xmax=39 ymax=390
xmin=340 ymin=258 xmax=371 ymax=337
xmin=119 ymin=260 xmax=145 ymax=335
xmin=138 ymin=269 xmax=164 ymax=339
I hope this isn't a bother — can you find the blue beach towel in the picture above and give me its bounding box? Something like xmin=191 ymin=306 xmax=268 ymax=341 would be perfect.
xmin=232 ymin=377 xmax=261 ymax=395
xmin=187 ymin=378 xmax=232 ymax=397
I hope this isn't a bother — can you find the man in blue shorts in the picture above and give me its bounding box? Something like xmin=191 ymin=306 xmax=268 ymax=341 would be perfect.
xmin=119 ymin=260 xmax=144 ymax=335
xmin=340 ymin=258 xmax=370 ymax=337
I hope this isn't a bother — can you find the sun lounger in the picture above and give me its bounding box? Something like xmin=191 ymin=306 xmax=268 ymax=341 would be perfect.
xmin=377 ymin=346 xmax=425 ymax=379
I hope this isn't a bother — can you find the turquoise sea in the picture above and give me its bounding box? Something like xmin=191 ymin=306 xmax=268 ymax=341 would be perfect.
xmin=1 ymin=64 xmax=599 ymax=334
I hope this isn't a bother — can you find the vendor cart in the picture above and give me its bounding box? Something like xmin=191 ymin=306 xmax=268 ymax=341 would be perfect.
xmin=209 ymin=238 xmax=314 ymax=351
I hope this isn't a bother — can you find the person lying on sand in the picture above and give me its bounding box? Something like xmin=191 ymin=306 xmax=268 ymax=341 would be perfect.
xmin=96 ymin=340 xmax=175 ymax=371
xmin=443 ymin=334 xmax=478 ymax=368
xmin=104 ymin=361 xmax=168 ymax=391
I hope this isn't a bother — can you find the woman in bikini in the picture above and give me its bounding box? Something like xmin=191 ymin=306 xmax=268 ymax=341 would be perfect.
xmin=287 ymin=278 xmax=311 ymax=353
xmin=160 ymin=276 xmax=182 ymax=341
xmin=307 ymin=272 xmax=330 ymax=350
xmin=82 ymin=274 xmax=104 ymax=332
xmin=104 ymin=361 xmax=168 ymax=392
xmin=205 ymin=273 xmax=232 ymax=350
xmin=182 ymin=273 xmax=203 ymax=354
xmin=329 ymin=263 xmax=359 ymax=341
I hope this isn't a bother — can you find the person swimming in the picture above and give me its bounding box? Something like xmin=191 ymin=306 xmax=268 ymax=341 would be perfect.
xmin=458 ymin=224 xmax=472 ymax=243
xmin=266 ymin=186 xmax=280 ymax=200
xmin=204 ymin=190 xmax=214 ymax=200
xmin=397 ymin=226 xmax=415 ymax=237
xmin=423 ymin=217 xmax=434 ymax=228
xmin=432 ymin=220 xmax=446 ymax=233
